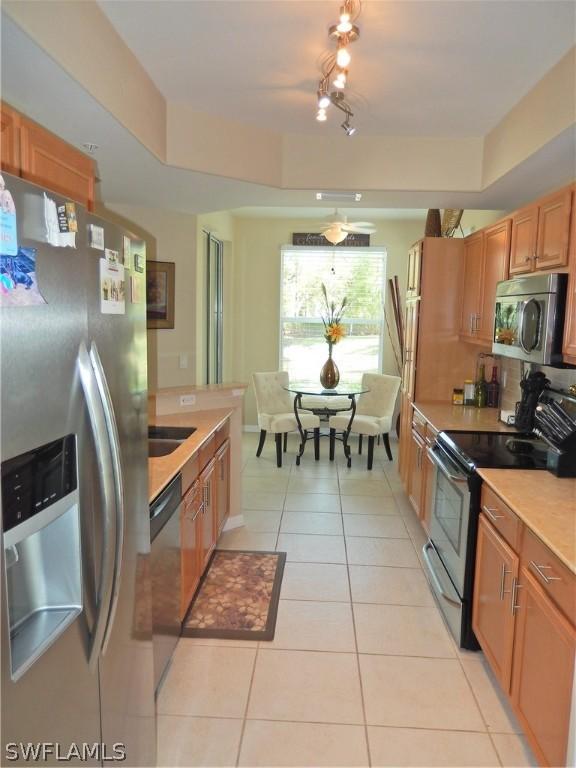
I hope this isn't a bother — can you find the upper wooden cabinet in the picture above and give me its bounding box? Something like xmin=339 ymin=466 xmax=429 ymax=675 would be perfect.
xmin=509 ymin=187 xmax=572 ymax=274
xmin=1 ymin=103 xmax=20 ymax=176
xmin=0 ymin=102 xmax=95 ymax=210
xmin=460 ymin=221 xmax=510 ymax=344
xmin=562 ymin=186 xmax=576 ymax=364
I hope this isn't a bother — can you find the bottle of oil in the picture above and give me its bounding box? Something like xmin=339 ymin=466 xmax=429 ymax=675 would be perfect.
xmin=475 ymin=363 xmax=487 ymax=408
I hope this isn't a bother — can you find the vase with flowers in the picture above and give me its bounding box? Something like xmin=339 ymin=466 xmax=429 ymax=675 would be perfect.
xmin=319 ymin=283 xmax=346 ymax=389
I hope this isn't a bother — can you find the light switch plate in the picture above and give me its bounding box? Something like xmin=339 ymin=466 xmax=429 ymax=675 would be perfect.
xmin=180 ymin=394 xmax=196 ymax=406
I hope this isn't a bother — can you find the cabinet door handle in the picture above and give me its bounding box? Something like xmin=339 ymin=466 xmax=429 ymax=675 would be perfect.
xmin=511 ymin=576 xmax=522 ymax=615
xmin=482 ymin=505 xmax=503 ymax=522
xmin=469 ymin=314 xmax=474 ymax=334
xmin=529 ymin=561 xmax=561 ymax=584
xmin=499 ymin=562 xmax=510 ymax=601
xmin=475 ymin=314 xmax=481 ymax=331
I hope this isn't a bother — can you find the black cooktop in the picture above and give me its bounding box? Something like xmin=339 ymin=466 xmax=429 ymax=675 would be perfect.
xmin=438 ymin=431 xmax=548 ymax=472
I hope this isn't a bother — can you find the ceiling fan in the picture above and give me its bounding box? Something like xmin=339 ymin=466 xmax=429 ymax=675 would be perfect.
xmin=318 ymin=209 xmax=376 ymax=244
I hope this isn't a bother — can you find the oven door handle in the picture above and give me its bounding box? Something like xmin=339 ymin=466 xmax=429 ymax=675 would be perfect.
xmin=422 ymin=541 xmax=461 ymax=607
xmin=427 ymin=446 xmax=468 ymax=484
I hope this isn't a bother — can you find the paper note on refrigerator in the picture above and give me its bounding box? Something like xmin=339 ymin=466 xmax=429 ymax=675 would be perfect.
xmin=0 ymin=247 xmax=47 ymax=306
xmin=100 ymin=258 xmax=125 ymax=314
xmin=44 ymin=194 xmax=76 ymax=248
xmin=0 ymin=174 xmax=18 ymax=256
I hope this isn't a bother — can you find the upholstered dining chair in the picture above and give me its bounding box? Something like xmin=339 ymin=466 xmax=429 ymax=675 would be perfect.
xmin=328 ymin=373 xmax=401 ymax=470
xmin=252 ymin=371 xmax=320 ymax=468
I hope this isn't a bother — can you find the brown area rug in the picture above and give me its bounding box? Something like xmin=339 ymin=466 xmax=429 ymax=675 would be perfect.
xmin=182 ymin=550 xmax=286 ymax=641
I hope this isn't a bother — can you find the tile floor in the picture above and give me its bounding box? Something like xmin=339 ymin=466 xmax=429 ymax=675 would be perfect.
xmin=157 ymin=432 xmax=538 ymax=767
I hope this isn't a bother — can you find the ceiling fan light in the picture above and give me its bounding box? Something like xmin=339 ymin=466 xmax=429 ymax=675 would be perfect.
xmin=316 ymin=108 xmax=327 ymax=122
xmin=324 ymin=226 xmax=347 ymax=244
xmin=337 ymin=11 xmax=353 ymax=34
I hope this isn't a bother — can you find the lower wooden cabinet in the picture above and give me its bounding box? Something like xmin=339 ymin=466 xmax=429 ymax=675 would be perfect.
xmin=472 ymin=514 xmax=519 ymax=690
xmin=181 ymin=480 xmax=203 ymax=620
xmin=473 ymin=485 xmax=576 ymax=767
xmin=215 ymin=439 xmax=230 ymax=538
xmin=407 ymin=429 xmax=424 ymax=517
xmin=200 ymin=458 xmax=217 ymax=571
xmin=420 ymin=443 xmax=435 ymax=534
xmin=511 ymin=567 xmax=575 ymax=768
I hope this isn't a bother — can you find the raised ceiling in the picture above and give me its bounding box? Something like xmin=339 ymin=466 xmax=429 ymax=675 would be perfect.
xmin=99 ymin=0 xmax=575 ymax=136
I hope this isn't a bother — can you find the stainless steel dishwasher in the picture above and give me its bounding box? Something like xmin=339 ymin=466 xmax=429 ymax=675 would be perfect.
xmin=150 ymin=473 xmax=182 ymax=692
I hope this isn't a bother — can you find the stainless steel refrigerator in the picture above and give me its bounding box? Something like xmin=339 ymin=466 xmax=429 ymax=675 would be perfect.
xmin=0 ymin=174 xmax=156 ymax=765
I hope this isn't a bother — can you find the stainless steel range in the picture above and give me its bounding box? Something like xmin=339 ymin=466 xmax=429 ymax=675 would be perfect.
xmin=423 ymin=430 xmax=548 ymax=649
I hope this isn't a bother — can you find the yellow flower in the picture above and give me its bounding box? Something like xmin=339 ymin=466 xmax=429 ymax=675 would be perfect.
xmin=326 ymin=322 xmax=345 ymax=344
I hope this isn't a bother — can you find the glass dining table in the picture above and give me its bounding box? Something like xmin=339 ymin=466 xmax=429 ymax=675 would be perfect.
xmin=284 ymin=383 xmax=369 ymax=467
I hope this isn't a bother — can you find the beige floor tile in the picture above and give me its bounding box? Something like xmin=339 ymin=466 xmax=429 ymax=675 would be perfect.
xmin=346 ymin=536 xmax=420 ymax=568
xmin=242 ymin=491 xmax=285 ymax=511
xmin=281 ymin=511 xmax=343 ymax=535
xmin=266 ymin=600 xmax=356 ymax=652
xmin=241 ymin=509 xmax=282 ymax=533
xmin=288 ymin=476 xmax=340 ymax=494
xmin=157 ymin=715 xmax=243 ymax=767
xmin=218 ymin=528 xmax=278 ymax=551
xmin=242 ymin=458 xmax=293 ymax=476
xmin=239 ymin=720 xmax=369 ymax=767
xmin=243 ymin=475 xmax=290 ymax=493
xmin=291 ymin=461 xmax=338 ymax=478
xmin=343 ymin=514 xmax=408 ymax=538
xmin=348 ymin=565 xmax=432 ymax=606
xmin=248 ymin=649 xmax=364 ymax=724
xmin=339 ymin=477 xmax=394 ymax=496
xmin=354 ymin=603 xmax=455 ymax=657
xmin=461 ymin=657 xmax=523 ymax=733
xmin=284 ymin=492 xmax=341 ymax=513
xmin=340 ymin=495 xmax=398 ymax=515
xmin=368 ymin=726 xmax=500 ymax=767
xmin=180 ymin=636 xmax=259 ymax=649
xmin=157 ymin=645 xmax=256 ymax=718
xmin=277 ymin=533 xmax=347 ymax=563
xmin=360 ymin=655 xmax=485 ymax=730
xmin=281 ymin=562 xmax=350 ymax=602
xmin=491 ymin=734 xmax=538 ymax=767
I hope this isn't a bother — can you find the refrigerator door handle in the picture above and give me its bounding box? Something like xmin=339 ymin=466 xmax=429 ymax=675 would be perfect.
xmin=89 ymin=342 xmax=125 ymax=656
xmin=77 ymin=343 xmax=117 ymax=671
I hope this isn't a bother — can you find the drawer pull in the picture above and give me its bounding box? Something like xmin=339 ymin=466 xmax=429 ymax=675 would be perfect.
xmin=482 ymin=505 xmax=504 ymax=522
xmin=530 ymin=561 xmax=561 ymax=584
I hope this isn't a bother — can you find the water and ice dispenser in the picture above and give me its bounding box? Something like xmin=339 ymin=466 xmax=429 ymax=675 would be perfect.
xmin=2 ymin=435 xmax=82 ymax=680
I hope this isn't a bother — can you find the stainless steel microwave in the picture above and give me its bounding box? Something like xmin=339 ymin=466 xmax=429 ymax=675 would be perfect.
xmin=492 ymin=274 xmax=567 ymax=365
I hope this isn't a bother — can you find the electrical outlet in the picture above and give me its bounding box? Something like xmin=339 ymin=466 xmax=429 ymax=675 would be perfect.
xmin=179 ymin=353 xmax=188 ymax=369
xmin=180 ymin=394 xmax=196 ymax=407
xmin=232 ymin=388 xmax=244 ymax=397
xmin=502 ymin=369 xmax=507 ymax=388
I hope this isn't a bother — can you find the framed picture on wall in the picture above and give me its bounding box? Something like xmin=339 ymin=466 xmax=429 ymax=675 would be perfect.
xmin=146 ymin=261 xmax=175 ymax=329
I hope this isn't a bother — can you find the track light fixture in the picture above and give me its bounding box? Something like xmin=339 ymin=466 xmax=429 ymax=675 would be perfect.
xmin=314 ymin=0 xmax=361 ymax=134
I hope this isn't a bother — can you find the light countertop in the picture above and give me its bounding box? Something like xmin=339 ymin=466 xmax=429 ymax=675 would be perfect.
xmin=150 ymin=383 xmax=247 ymax=395
xmin=148 ymin=408 xmax=233 ymax=502
xmin=477 ymin=468 xmax=576 ymax=574
xmin=413 ymin=402 xmax=515 ymax=433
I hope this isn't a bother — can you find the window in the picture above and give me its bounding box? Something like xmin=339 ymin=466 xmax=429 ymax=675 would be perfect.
xmin=205 ymin=232 xmax=223 ymax=384
xmin=280 ymin=246 xmax=387 ymax=383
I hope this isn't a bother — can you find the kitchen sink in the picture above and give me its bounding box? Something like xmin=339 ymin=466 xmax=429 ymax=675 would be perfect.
xmin=148 ymin=426 xmax=196 ymax=441
xmin=148 ymin=426 xmax=196 ymax=457
xmin=148 ymin=439 xmax=185 ymax=457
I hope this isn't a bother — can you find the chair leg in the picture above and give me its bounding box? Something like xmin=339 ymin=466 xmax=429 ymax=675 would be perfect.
xmin=382 ymin=433 xmax=393 ymax=461
xmin=358 ymin=434 xmax=363 ymax=455
xmin=275 ymin=433 xmax=282 ymax=468
xmin=329 ymin=428 xmax=336 ymax=461
xmin=367 ymin=436 xmax=375 ymax=470
xmin=314 ymin=428 xmax=320 ymax=460
xmin=283 ymin=432 xmax=288 ymax=452
xmin=256 ymin=429 xmax=267 ymax=457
